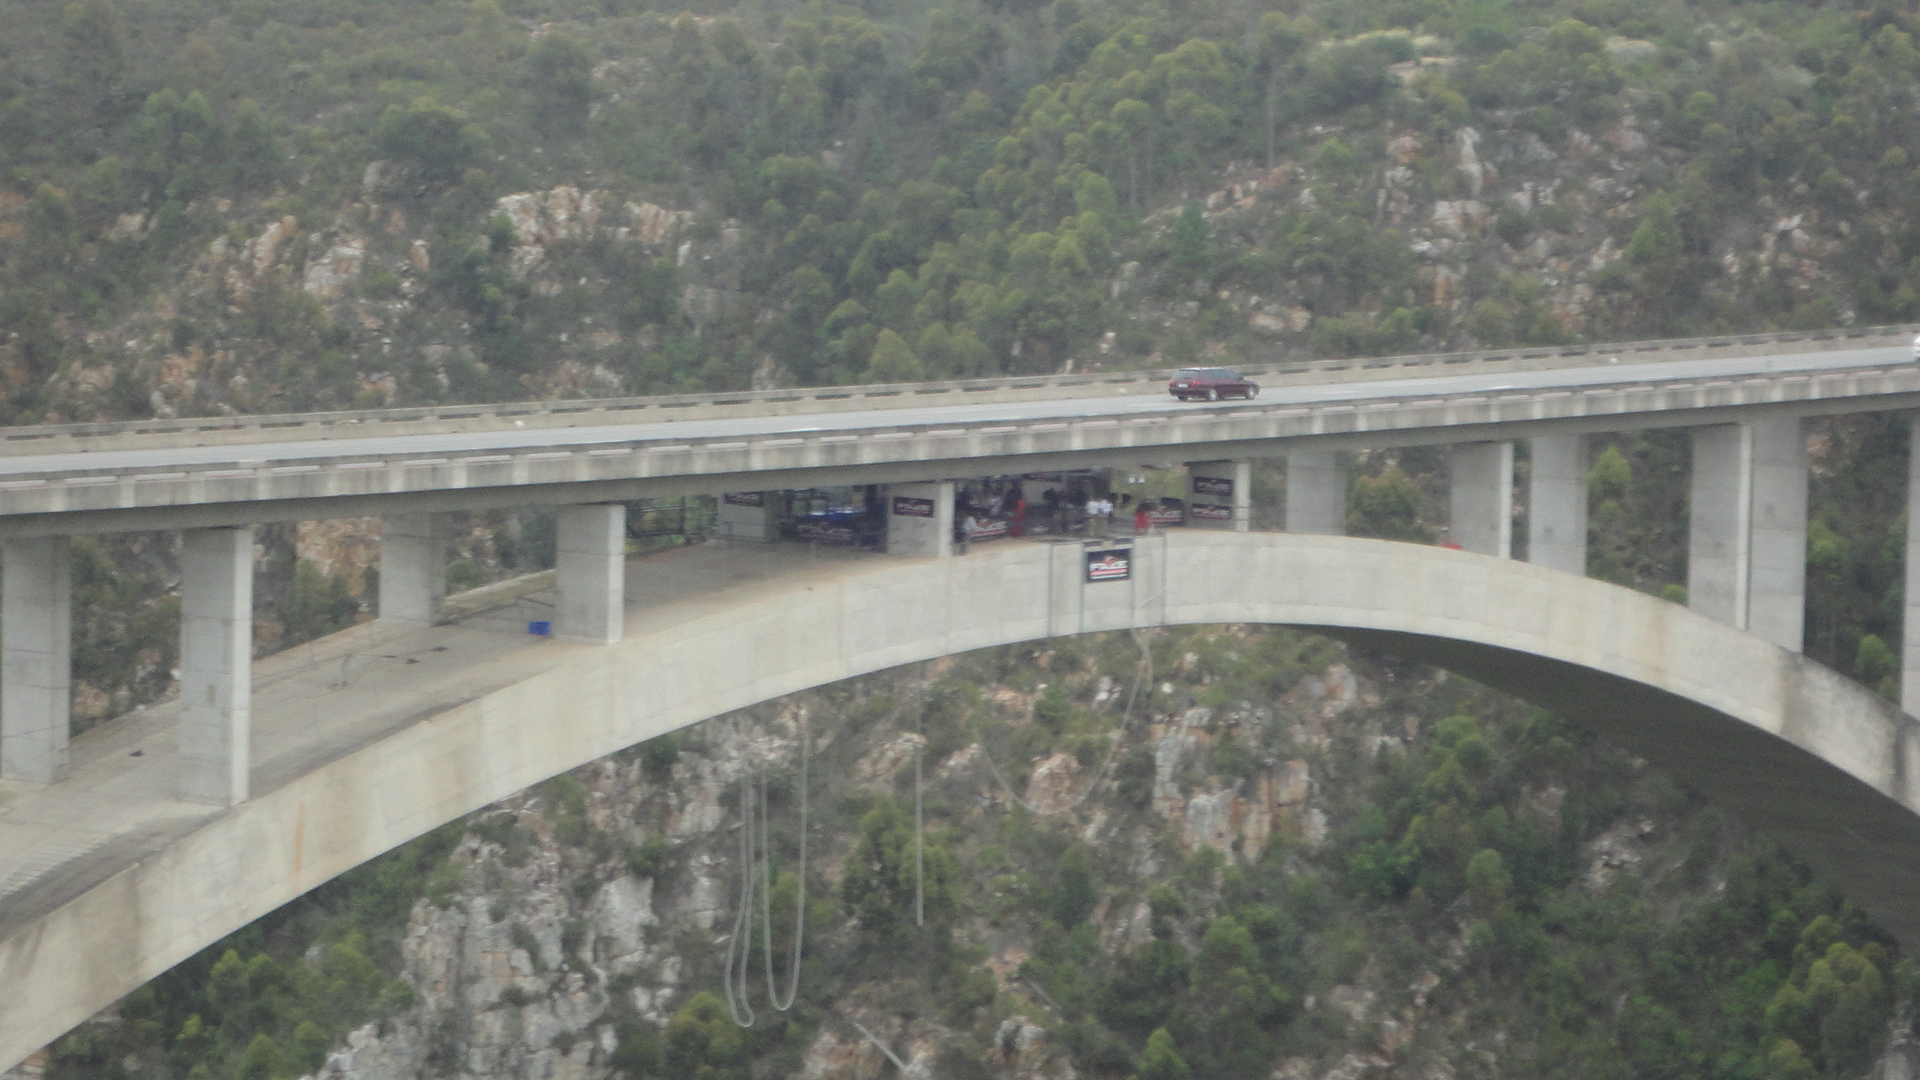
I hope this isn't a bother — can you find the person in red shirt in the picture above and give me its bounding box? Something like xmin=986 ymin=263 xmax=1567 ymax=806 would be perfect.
xmin=1134 ymin=504 xmax=1151 ymax=534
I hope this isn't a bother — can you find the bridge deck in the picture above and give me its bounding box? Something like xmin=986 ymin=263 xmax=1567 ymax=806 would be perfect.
xmin=0 ymin=540 xmax=884 ymax=941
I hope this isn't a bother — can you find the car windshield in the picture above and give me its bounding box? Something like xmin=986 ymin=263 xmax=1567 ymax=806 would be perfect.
xmin=1175 ymin=369 xmax=1202 ymax=379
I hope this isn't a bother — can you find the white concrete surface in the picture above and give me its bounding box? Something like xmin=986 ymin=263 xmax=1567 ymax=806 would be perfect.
xmin=887 ymin=482 xmax=951 ymax=557
xmin=1527 ymin=435 xmax=1587 ymax=575
xmin=1749 ymin=416 xmax=1809 ymax=652
xmin=716 ymin=492 xmax=776 ymax=542
xmin=378 ymin=514 xmax=450 ymax=625
xmin=177 ymin=528 xmax=254 ymax=806
xmin=554 ymin=505 xmax=626 ymax=644
xmin=1284 ymin=450 xmax=1345 ymax=535
xmin=1187 ymin=461 xmax=1250 ymax=532
xmin=1 ymin=538 xmax=69 ymax=784
xmin=1450 ymin=442 xmax=1513 ymax=556
xmin=1690 ymin=424 xmax=1752 ymax=628
xmin=4 ymin=533 xmax=1919 ymax=1074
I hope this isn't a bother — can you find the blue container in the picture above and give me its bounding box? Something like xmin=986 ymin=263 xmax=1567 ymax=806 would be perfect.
xmin=528 ymin=620 xmax=552 ymax=636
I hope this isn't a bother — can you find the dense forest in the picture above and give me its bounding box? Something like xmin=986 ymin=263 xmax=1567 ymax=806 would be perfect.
xmin=10 ymin=0 xmax=1920 ymax=1076
xmin=6 ymin=0 xmax=1920 ymax=420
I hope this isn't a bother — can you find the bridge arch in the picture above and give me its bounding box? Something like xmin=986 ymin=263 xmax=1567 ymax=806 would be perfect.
xmin=7 ymin=531 xmax=1920 ymax=1068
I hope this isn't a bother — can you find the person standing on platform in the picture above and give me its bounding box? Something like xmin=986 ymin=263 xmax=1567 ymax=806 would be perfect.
xmin=1134 ymin=503 xmax=1151 ymax=535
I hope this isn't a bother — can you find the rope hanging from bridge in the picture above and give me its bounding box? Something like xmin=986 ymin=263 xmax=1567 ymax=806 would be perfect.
xmin=722 ymin=712 xmax=810 ymax=1027
xmin=914 ymin=705 xmax=924 ymax=928
xmin=977 ymin=629 xmax=1156 ymax=816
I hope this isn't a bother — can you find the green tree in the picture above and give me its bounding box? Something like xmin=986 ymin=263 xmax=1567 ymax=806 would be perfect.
xmin=376 ymin=98 xmax=491 ymax=181
xmin=528 ymin=34 xmax=594 ymax=129
xmin=1132 ymin=1028 xmax=1193 ymax=1080
xmin=863 ymin=328 xmax=925 ymax=383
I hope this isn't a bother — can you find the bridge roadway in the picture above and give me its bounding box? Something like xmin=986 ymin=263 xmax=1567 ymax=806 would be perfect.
xmin=5 ymin=532 xmax=1920 ymax=1070
xmin=1 ymin=337 xmax=1917 ymax=537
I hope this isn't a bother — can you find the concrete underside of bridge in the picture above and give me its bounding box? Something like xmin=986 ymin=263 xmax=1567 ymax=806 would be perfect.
xmin=4 ymin=532 xmax=1919 ymax=1069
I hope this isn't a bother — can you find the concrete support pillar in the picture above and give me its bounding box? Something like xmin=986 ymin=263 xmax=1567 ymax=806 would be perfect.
xmin=179 ymin=527 xmax=253 ymax=806
xmin=555 ymin=504 xmax=627 ymax=644
xmin=716 ymin=492 xmax=776 ymax=542
xmin=887 ymin=481 xmax=953 ymax=557
xmin=1748 ymin=417 xmax=1808 ymax=652
xmin=1527 ymin=435 xmax=1588 ymax=575
xmin=1285 ymin=450 xmax=1345 ymax=535
xmin=1188 ymin=460 xmax=1251 ymax=531
xmin=2 ymin=538 xmax=70 ymax=784
xmin=1450 ymin=442 xmax=1514 ymax=556
xmin=1689 ymin=425 xmax=1753 ymax=629
xmin=1903 ymin=417 xmax=1920 ymax=714
xmin=379 ymin=513 xmax=451 ymax=624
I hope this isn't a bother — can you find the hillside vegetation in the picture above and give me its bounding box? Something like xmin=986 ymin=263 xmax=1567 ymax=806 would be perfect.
xmin=4 ymin=0 xmax=1920 ymax=422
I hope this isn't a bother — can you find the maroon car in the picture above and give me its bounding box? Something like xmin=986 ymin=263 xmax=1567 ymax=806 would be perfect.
xmin=1168 ymin=367 xmax=1260 ymax=401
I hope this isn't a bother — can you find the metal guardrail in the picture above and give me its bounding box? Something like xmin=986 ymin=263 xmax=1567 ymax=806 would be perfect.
xmin=2 ymin=323 xmax=1913 ymax=451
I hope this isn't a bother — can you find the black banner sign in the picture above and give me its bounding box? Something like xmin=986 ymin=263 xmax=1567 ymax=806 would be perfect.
xmin=1085 ymin=547 xmax=1132 ymax=582
xmin=1190 ymin=503 xmax=1232 ymax=522
xmin=723 ymin=491 xmax=765 ymax=507
xmin=1024 ymin=471 xmax=1064 ymax=482
xmin=892 ymin=495 xmax=936 ymax=518
xmin=1192 ymin=475 xmax=1234 ymax=497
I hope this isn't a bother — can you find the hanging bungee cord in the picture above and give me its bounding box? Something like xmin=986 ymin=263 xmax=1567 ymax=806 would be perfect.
xmin=723 ymin=712 xmax=809 ymax=1028
xmin=977 ymin=628 xmax=1157 ymax=817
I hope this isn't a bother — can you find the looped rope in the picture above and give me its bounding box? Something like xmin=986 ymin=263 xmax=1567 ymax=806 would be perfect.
xmin=723 ymin=714 xmax=810 ymax=1027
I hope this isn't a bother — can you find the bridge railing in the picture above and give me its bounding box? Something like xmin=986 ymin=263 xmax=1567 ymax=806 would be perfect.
xmin=1 ymin=323 xmax=1913 ymax=453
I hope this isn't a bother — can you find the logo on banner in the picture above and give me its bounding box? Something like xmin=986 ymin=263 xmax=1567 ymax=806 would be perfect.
xmin=1190 ymin=503 xmax=1232 ymax=521
xmin=1192 ymin=475 xmax=1234 ymax=497
xmin=1085 ymin=547 xmax=1132 ymax=582
xmin=723 ymin=492 xmax=765 ymax=507
xmin=892 ymin=496 xmax=936 ymax=518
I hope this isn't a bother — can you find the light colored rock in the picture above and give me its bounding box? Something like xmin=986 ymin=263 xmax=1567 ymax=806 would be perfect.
xmin=303 ymin=241 xmax=365 ymax=300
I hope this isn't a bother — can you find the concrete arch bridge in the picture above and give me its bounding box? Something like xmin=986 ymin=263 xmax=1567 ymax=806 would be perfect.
xmin=4 ymin=531 xmax=1916 ymax=1070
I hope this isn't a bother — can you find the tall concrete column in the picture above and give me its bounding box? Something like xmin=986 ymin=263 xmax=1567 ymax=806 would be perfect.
xmin=1285 ymin=450 xmax=1345 ymax=535
xmin=1904 ymin=417 xmax=1920 ymax=714
xmin=379 ymin=513 xmax=452 ymax=624
xmin=1527 ymin=435 xmax=1587 ymax=575
xmin=179 ymin=527 xmax=254 ymax=806
xmin=2 ymin=538 xmax=70 ymax=784
xmin=1450 ymin=442 xmax=1514 ymax=556
xmin=1748 ymin=417 xmax=1808 ymax=652
xmin=555 ymin=504 xmax=627 ymax=644
xmin=1188 ymin=461 xmax=1251 ymax=531
xmin=1689 ymin=425 xmax=1753 ymax=629
xmin=887 ymin=481 xmax=953 ymax=557
xmin=716 ymin=492 xmax=776 ymax=541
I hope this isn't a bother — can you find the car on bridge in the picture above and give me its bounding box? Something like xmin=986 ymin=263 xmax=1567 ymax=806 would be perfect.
xmin=1168 ymin=367 xmax=1259 ymax=401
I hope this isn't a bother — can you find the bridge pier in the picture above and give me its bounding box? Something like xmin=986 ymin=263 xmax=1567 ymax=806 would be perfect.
xmin=1527 ymin=435 xmax=1588 ymax=574
xmin=1749 ymin=417 xmax=1808 ymax=652
xmin=1188 ymin=461 xmax=1251 ymax=532
xmin=886 ymin=481 xmax=953 ymax=556
xmin=378 ymin=513 xmax=452 ymax=625
xmin=178 ymin=526 xmax=254 ymax=806
xmin=1903 ymin=418 xmax=1920 ymax=715
xmin=1688 ymin=421 xmax=1807 ymax=651
xmin=2 ymin=538 xmax=71 ymax=784
xmin=1285 ymin=450 xmax=1345 ymax=535
xmin=554 ymin=504 xmax=627 ymax=644
xmin=1689 ymin=424 xmax=1751 ymax=628
xmin=1450 ymin=442 xmax=1514 ymax=556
